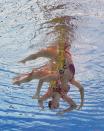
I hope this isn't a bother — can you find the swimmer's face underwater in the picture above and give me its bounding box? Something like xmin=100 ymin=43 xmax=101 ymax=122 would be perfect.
xmin=48 ymin=93 xmax=60 ymax=109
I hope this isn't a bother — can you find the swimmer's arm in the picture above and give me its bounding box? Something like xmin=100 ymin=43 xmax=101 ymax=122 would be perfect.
xmin=71 ymin=80 xmax=84 ymax=110
xmin=73 ymin=83 xmax=84 ymax=110
xmin=78 ymin=86 xmax=84 ymax=110
xmin=38 ymin=87 xmax=53 ymax=109
xmin=19 ymin=53 xmax=38 ymax=63
xmin=32 ymin=79 xmax=44 ymax=99
xmin=40 ymin=73 xmax=58 ymax=82
xmin=57 ymin=95 xmax=77 ymax=115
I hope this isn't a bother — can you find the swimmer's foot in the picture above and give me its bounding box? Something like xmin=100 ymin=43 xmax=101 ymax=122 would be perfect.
xmin=12 ymin=74 xmax=29 ymax=86
xmin=12 ymin=79 xmax=21 ymax=86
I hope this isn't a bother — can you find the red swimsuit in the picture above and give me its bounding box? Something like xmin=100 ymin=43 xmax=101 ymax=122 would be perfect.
xmin=53 ymin=80 xmax=70 ymax=98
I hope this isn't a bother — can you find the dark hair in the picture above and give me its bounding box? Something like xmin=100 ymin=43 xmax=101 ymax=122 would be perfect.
xmin=48 ymin=100 xmax=59 ymax=109
xmin=48 ymin=101 xmax=52 ymax=109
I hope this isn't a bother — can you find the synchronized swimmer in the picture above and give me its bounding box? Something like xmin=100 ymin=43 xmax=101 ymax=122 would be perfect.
xmin=12 ymin=16 xmax=84 ymax=114
xmin=13 ymin=43 xmax=84 ymax=113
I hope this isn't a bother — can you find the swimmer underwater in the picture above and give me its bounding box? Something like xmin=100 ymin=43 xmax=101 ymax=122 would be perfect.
xmin=12 ymin=16 xmax=84 ymax=114
xmin=12 ymin=43 xmax=84 ymax=112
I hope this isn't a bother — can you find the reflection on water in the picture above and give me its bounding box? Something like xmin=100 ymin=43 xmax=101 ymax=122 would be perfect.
xmin=0 ymin=0 xmax=104 ymax=131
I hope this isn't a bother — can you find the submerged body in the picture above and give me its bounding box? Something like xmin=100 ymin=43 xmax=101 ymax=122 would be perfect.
xmin=12 ymin=44 xmax=84 ymax=109
xmin=38 ymin=84 xmax=77 ymax=115
xmin=12 ymin=16 xmax=84 ymax=110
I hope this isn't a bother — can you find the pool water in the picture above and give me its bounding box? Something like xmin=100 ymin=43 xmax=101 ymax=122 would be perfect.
xmin=0 ymin=0 xmax=104 ymax=131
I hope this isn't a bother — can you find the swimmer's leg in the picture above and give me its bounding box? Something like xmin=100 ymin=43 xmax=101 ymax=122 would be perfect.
xmin=32 ymin=79 xmax=44 ymax=99
xmin=19 ymin=48 xmax=52 ymax=63
xmin=12 ymin=71 xmax=34 ymax=85
xmin=32 ymin=73 xmax=58 ymax=98
xmin=38 ymin=87 xmax=53 ymax=109
xmin=70 ymin=78 xmax=84 ymax=109
xmin=19 ymin=50 xmax=44 ymax=63
xmin=57 ymin=95 xmax=77 ymax=115
xmin=32 ymin=72 xmax=57 ymax=99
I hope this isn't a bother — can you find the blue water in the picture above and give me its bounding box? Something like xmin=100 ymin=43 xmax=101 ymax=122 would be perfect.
xmin=0 ymin=0 xmax=104 ymax=131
